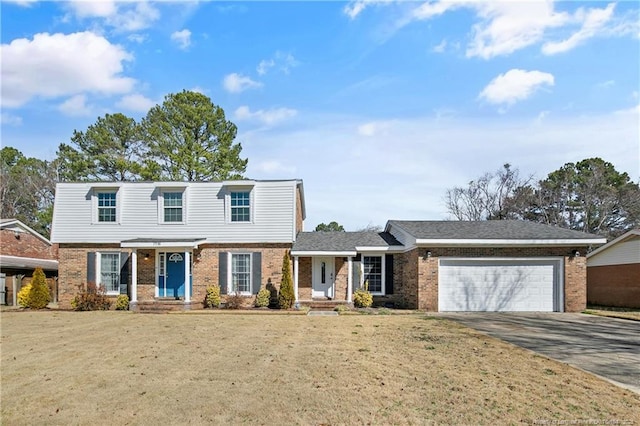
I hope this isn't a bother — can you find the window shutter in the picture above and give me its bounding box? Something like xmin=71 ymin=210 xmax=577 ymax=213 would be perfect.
xmin=385 ymin=254 xmax=394 ymax=295
xmin=352 ymin=257 xmax=361 ymax=290
xmin=87 ymin=252 xmax=96 ymax=284
xmin=252 ymin=252 xmax=262 ymax=294
xmin=219 ymin=252 xmax=227 ymax=294
xmin=119 ymin=252 xmax=130 ymax=295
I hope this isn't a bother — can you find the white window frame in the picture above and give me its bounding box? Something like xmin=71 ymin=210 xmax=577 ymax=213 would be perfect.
xmin=158 ymin=189 xmax=186 ymax=224
xmin=225 ymin=188 xmax=253 ymax=224
xmin=92 ymin=189 xmax=119 ymax=224
xmin=361 ymin=254 xmax=385 ymax=296
xmin=228 ymin=252 xmax=252 ymax=295
xmin=96 ymin=252 xmax=121 ymax=295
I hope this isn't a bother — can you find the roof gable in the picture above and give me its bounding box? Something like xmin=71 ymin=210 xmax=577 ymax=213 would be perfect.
xmin=0 ymin=219 xmax=51 ymax=246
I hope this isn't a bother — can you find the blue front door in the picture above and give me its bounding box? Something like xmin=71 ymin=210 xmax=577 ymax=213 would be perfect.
xmin=166 ymin=252 xmax=185 ymax=298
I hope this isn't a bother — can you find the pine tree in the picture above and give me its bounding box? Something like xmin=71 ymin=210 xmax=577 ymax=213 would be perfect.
xmin=278 ymin=251 xmax=295 ymax=309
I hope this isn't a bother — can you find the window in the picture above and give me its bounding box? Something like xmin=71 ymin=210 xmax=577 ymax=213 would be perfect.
xmin=363 ymin=256 xmax=383 ymax=293
xmin=97 ymin=192 xmax=117 ymax=222
xmin=163 ymin=192 xmax=183 ymax=222
xmin=231 ymin=253 xmax=251 ymax=293
xmin=230 ymin=191 xmax=250 ymax=222
xmin=100 ymin=253 xmax=120 ymax=294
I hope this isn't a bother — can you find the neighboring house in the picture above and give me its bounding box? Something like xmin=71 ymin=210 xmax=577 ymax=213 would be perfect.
xmin=51 ymin=180 xmax=305 ymax=310
xmin=292 ymin=220 xmax=605 ymax=312
xmin=51 ymin=180 xmax=606 ymax=312
xmin=0 ymin=219 xmax=59 ymax=306
xmin=586 ymin=229 xmax=640 ymax=308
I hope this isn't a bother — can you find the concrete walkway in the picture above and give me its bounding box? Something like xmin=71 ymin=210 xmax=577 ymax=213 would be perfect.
xmin=441 ymin=313 xmax=640 ymax=394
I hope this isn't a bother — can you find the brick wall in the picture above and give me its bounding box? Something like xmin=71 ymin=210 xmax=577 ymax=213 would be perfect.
xmin=0 ymin=228 xmax=56 ymax=259
xmin=587 ymin=263 xmax=640 ymax=308
xmin=58 ymin=243 xmax=291 ymax=309
xmin=397 ymin=247 xmax=587 ymax=312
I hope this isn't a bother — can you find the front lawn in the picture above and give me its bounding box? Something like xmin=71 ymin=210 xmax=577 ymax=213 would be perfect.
xmin=1 ymin=311 xmax=638 ymax=424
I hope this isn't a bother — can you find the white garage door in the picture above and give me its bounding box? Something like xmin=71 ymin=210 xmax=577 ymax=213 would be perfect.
xmin=439 ymin=259 xmax=561 ymax=312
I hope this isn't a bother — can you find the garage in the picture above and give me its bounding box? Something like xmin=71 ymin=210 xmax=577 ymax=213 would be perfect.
xmin=438 ymin=258 xmax=563 ymax=312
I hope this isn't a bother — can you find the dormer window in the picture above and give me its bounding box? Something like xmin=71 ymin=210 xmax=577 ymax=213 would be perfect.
xmin=97 ymin=192 xmax=117 ymax=222
xmin=230 ymin=191 xmax=251 ymax=222
xmin=163 ymin=192 xmax=183 ymax=222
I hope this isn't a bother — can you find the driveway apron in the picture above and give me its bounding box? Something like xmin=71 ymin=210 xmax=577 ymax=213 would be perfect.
xmin=441 ymin=313 xmax=640 ymax=394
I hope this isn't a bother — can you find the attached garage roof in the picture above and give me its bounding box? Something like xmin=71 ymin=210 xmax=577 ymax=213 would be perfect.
xmin=387 ymin=220 xmax=606 ymax=246
xmin=292 ymin=232 xmax=403 ymax=255
xmin=0 ymin=255 xmax=58 ymax=271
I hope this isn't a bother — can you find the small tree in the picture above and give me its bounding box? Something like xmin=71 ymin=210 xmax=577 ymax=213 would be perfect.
xmin=278 ymin=251 xmax=295 ymax=309
xmin=27 ymin=268 xmax=50 ymax=309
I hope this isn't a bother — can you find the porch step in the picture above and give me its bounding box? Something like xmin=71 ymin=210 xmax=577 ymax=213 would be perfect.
xmin=300 ymin=300 xmax=352 ymax=310
xmin=133 ymin=300 xmax=197 ymax=312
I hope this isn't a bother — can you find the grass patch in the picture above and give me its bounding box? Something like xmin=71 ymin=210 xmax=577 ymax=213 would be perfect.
xmin=2 ymin=311 xmax=639 ymax=425
xmin=584 ymin=306 xmax=640 ymax=321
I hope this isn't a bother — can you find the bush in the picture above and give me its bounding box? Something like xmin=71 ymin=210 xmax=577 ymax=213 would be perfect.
xmin=115 ymin=294 xmax=129 ymax=310
xmin=17 ymin=283 xmax=32 ymax=308
xmin=17 ymin=268 xmax=50 ymax=309
xmin=254 ymin=288 xmax=270 ymax=308
xmin=278 ymin=251 xmax=295 ymax=309
xmin=205 ymin=285 xmax=221 ymax=308
xmin=71 ymin=282 xmax=111 ymax=311
xmin=225 ymin=294 xmax=244 ymax=310
xmin=353 ymin=281 xmax=373 ymax=308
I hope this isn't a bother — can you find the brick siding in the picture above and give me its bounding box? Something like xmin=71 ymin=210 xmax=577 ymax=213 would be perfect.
xmin=587 ymin=263 xmax=640 ymax=308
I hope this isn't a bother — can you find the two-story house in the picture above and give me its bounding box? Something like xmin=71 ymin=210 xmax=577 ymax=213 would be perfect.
xmin=52 ymin=179 xmax=605 ymax=312
xmin=51 ymin=180 xmax=304 ymax=309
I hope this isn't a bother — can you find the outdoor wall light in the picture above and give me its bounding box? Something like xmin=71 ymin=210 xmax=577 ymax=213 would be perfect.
xmin=423 ymin=251 xmax=432 ymax=260
xmin=144 ymin=253 xmax=150 ymax=261
xmin=571 ymin=250 xmax=580 ymax=257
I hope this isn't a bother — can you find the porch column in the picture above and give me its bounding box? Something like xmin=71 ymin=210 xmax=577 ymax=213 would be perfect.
xmin=294 ymin=256 xmax=299 ymax=303
xmin=347 ymin=256 xmax=353 ymax=303
xmin=12 ymin=276 xmax=17 ymax=306
xmin=130 ymin=249 xmax=138 ymax=303
xmin=184 ymin=251 xmax=191 ymax=303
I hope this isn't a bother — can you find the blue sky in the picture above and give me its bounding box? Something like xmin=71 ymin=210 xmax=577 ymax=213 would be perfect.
xmin=2 ymin=0 xmax=639 ymax=230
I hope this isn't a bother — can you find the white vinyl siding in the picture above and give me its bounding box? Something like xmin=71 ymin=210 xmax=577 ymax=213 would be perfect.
xmin=588 ymin=238 xmax=640 ymax=267
xmin=51 ymin=181 xmax=299 ymax=244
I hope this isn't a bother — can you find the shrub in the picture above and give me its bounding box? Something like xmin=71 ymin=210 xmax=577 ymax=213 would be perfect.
xmin=72 ymin=282 xmax=111 ymax=311
xmin=278 ymin=251 xmax=295 ymax=309
xmin=225 ymin=294 xmax=244 ymax=310
xmin=17 ymin=283 xmax=32 ymax=308
xmin=254 ymin=288 xmax=270 ymax=308
xmin=334 ymin=304 xmax=351 ymax=314
xmin=353 ymin=281 xmax=373 ymax=308
xmin=205 ymin=285 xmax=221 ymax=308
xmin=115 ymin=294 xmax=130 ymax=310
xmin=17 ymin=269 xmax=50 ymax=309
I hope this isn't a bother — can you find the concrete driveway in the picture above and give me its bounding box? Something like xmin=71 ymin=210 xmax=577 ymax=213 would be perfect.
xmin=441 ymin=313 xmax=640 ymax=394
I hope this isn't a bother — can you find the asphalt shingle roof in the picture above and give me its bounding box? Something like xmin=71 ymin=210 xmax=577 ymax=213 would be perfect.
xmin=388 ymin=220 xmax=604 ymax=240
xmin=292 ymin=232 xmax=402 ymax=252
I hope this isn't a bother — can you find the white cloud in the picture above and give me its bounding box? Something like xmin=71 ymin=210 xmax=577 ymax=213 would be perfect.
xmin=256 ymin=51 xmax=299 ymax=76
xmin=0 ymin=112 xmax=23 ymax=126
xmin=255 ymin=160 xmax=296 ymax=174
xmin=116 ymin=93 xmax=156 ymax=112
xmin=128 ymin=33 xmax=147 ymax=44
xmin=189 ymin=86 xmax=207 ymax=94
xmin=4 ymin=0 xmax=39 ymax=6
xmin=466 ymin=2 xmax=570 ymax=59
xmin=344 ymin=1 xmax=367 ymax=20
xmin=597 ymin=80 xmax=616 ymax=89
xmin=432 ymin=39 xmax=447 ymax=53
xmin=65 ymin=1 xmax=159 ymax=32
xmin=542 ymin=3 xmax=616 ymax=55
xmin=479 ymin=69 xmax=555 ymax=106
xmin=412 ymin=0 xmax=461 ymax=20
xmin=58 ymin=94 xmax=93 ymax=117
xmin=171 ymin=29 xmax=191 ymax=50
xmin=257 ymin=59 xmax=275 ymax=76
xmin=357 ymin=120 xmax=394 ymax=136
xmin=222 ymin=73 xmax=263 ymax=93
xmin=1 ymin=32 xmax=135 ymax=108
xmin=234 ymin=105 xmax=297 ymax=126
